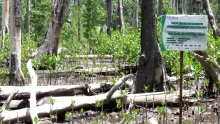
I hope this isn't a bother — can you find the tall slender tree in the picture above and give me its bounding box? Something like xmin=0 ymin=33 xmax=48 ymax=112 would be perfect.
xmin=135 ymin=0 xmax=139 ymax=29
xmin=9 ymin=0 xmax=25 ymax=86
xmin=118 ymin=0 xmax=125 ymax=31
xmin=26 ymin=0 xmax=30 ymax=33
xmin=106 ymin=0 xmax=113 ymax=35
xmin=158 ymin=0 xmax=163 ymax=15
xmin=133 ymin=0 xmax=166 ymax=93
xmin=78 ymin=0 xmax=81 ymax=42
xmin=0 ymin=0 xmax=9 ymax=48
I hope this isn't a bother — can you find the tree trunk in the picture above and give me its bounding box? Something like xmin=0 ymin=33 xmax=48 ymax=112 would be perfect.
xmin=135 ymin=0 xmax=139 ymax=29
xmin=182 ymin=0 xmax=187 ymax=14
xmin=196 ymin=0 xmax=201 ymax=15
xmin=203 ymin=0 xmax=220 ymax=38
xmin=26 ymin=0 xmax=30 ymax=33
xmin=0 ymin=0 xmax=9 ymax=48
xmin=118 ymin=0 xmax=125 ymax=32
xmin=189 ymin=0 xmax=193 ymax=14
xmin=215 ymin=2 xmax=219 ymax=25
xmin=158 ymin=0 xmax=163 ymax=15
xmin=106 ymin=0 xmax=113 ymax=35
xmin=78 ymin=0 xmax=81 ymax=42
xmin=36 ymin=0 xmax=70 ymax=59
xmin=134 ymin=0 xmax=165 ymax=93
xmin=0 ymin=83 xmax=113 ymax=100
xmin=192 ymin=0 xmax=220 ymax=91
xmin=9 ymin=0 xmax=25 ymax=86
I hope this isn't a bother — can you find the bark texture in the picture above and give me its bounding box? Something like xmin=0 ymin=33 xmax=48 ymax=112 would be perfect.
xmin=0 ymin=89 xmax=194 ymax=123
xmin=203 ymin=0 xmax=220 ymax=38
xmin=158 ymin=0 xmax=163 ymax=15
xmin=134 ymin=0 xmax=165 ymax=93
xmin=135 ymin=0 xmax=139 ymax=28
xmin=0 ymin=0 xmax=9 ymax=48
xmin=26 ymin=0 xmax=30 ymax=33
xmin=9 ymin=0 xmax=25 ymax=86
xmin=36 ymin=0 xmax=70 ymax=59
xmin=118 ymin=0 xmax=125 ymax=31
xmin=192 ymin=0 xmax=220 ymax=91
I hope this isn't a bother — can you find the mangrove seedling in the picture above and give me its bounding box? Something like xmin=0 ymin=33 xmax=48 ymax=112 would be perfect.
xmin=116 ymin=99 xmax=122 ymax=110
xmin=65 ymin=111 xmax=73 ymax=123
xmin=157 ymin=106 xmax=165 ymax=123
xmin=143 ymin=85 xmax=150 ymax=93
xmin=124 ymin=113 xmax=133 ymax=124
xmin=199 ymin=105 xmax=206 ymax=122
xmin=33 ymin=116 xmax=39 ymax=124
xmin=71 ymin=100 xmax=76 ymax=113
xmin=50 ymin=98 xmax=57 ymax=123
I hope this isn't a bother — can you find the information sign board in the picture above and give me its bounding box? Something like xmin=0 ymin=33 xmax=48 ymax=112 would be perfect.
xmin=161 ymin=15 xmax=208 ymax=51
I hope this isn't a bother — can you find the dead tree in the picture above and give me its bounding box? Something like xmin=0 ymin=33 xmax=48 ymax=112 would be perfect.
xmin=36 ymin=0 xmax=70 ymax=59
xmin=0 ymin=0 xmax=9 ymax=48
xmin=9 ymin=0 xmax=25 ymax=86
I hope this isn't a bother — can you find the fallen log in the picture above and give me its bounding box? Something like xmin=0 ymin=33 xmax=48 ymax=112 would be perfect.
xmin=0 ymin=89 xmax=195 ymax=123
xmin=0 ymin=83 xmax=112 ymax=100
xmin=0 ymin=74 xmax=134 ymax=123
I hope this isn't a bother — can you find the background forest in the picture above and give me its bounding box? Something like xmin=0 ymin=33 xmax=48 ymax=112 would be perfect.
xmin=0 ymin=0 xmax=219 ymax=84
xmin=0 ymin=0 xmax=220 ymax=123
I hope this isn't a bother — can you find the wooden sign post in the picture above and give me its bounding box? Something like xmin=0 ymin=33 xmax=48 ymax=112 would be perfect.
xmin=161 ymin=15 xmax=208 ymax=123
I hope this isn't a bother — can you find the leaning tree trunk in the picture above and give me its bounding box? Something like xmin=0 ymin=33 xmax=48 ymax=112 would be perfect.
xmin=106 ymin=0 xmax=113 ymax=35
xmin=192 ymin=0 xmax=220 ymax=91
xmin=9 ymin=0 xmax=25 ymax=86
xmin=118 ymin=0 xmax=125 ymax=32
xmin=36 ymin=0 xmax=70 ymax=59
xmin=215 ymin=2 xmax=219 ymax=25
xmin=133 ymin=0 xmax=165 ymax=93
xmin=0 ymin=0 xmax=9 ymax=48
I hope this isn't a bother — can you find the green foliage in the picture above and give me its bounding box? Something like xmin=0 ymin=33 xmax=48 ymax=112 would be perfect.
xmin=80 ymin=108 xmax=84 ymax=114
xmin=33 ymin=116 xmax=39 ymax=124
xmin=196 ymin=91 xmax=203 ymax=99
xmin=65 ymin=111 xmax=73 ymax=121
xmin=71 ymin=100 xmax=76 ymax=106
xmin=124 ymin=113 xmax=133 ymax=123
xmin=83 ymin=0 xmax=105 ymax=39
xmin=50 ymin=98 xmax=56 ymax=106
xmin=205 ymin=79 xmax=210 ymax=87
xmin=132 ymin=108 xmax=139 ymax=115
xmin=156 ymin=106 xmax=165 ymax=120
xmin=199 ymin=106 xmax=206 ymax=114
xmin=116 ymin=99 xmax=122 ymax=109
xmin=120 ymin=87 xmax=129 ymax=97
xmin=143 ymin=85 xmax=150 ymax=92
xmin=95 ymin=100 xmax=103 ymax=108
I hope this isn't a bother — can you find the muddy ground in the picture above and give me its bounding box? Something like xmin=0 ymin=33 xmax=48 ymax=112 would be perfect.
xmin=1 ymin=57 xmax=220 ymax=124
xmin=31 ymin=73 xmax=220 ymax=124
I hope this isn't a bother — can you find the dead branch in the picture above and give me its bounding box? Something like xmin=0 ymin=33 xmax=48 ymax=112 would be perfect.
xmin=27 ymin=59 xmax=39 ymax=124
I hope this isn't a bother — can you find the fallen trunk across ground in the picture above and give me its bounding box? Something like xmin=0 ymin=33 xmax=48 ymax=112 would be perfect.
xmin=0 ymin=73 xmax=195 ymax=123
xmin=0 ymin=89 xmax=194 ymax=123
xmin=0 ymin=83 xmax=112 ymax=100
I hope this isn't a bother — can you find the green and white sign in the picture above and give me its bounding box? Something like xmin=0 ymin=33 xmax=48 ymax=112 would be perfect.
xmin=161 ymin=15 xmax=208 ymax=51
